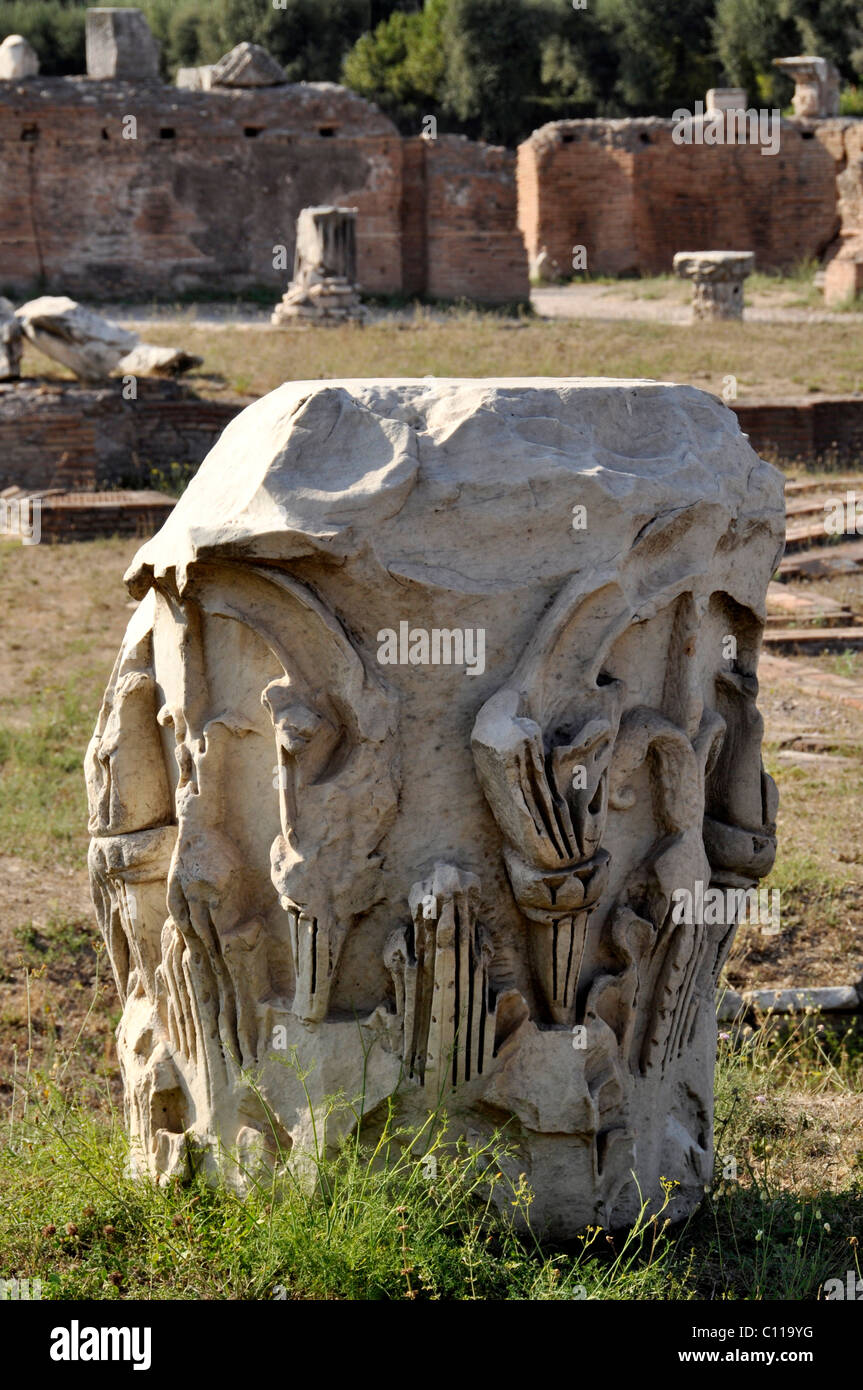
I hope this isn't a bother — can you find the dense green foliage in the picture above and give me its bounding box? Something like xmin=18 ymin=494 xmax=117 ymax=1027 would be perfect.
xmin=5 ymin=0 xmax=863 ymax=143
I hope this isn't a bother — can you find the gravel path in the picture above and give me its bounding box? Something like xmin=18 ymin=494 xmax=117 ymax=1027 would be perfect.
xmin=531 ymin=284 xmax=863 ymax=325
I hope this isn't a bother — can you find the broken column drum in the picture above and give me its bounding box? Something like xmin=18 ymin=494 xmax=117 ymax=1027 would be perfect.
xmin=271 ymin=206 xmax=363 ymax=324
xmin=85 ymin=379 xmax=784 ymax=1237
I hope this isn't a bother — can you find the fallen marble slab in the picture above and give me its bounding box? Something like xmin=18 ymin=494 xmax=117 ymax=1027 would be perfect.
xmin=744 ymin=985 xmax=860 ymax=1013
xmin=16 ymin=296 xmax=137 ymax=381
xmin=716 ymin=989 xmax=747 ymax=1021
xmin=118 ymin=344 xmax=203 ymax=378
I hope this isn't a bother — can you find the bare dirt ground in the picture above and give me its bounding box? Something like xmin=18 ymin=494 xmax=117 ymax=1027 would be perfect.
xmin=89 ymin=281 xmax=863 ymax=331
xmin=531 ymin=282 xmax=863 ymax=325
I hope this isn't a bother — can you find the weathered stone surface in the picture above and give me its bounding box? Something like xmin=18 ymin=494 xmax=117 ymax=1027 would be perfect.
xmin=16 ymin=296 xmax=137 ymax=380
xmin=85 ymin=7 xmax=160 ymax=81
xmin=673 ymin=250 xmax=755 ymax=320
xmin=271 ymin=206 xmax=365 ymax=324
xmin=774 ymin=56 xmax=840 ymax=119
xmin=530 ymin=247 xmax=558 ymax=282
xmin=210 ymin=42 xmax=285 ymax=88
xmin=823 ymin=239 xmax=863 ymax=305
xmin=0 ymin=296 xmax=22 ymax=380
xmin=716 ymin=989 xmax=746 ymax=1021
xmin=706 ymin=88 xmax=746 ymax=113
xmin=745 ymin=986 xmax=859 ymax=1013
xmin=175 ymin=66 xmax=214 ymax=91
xmin=86 ymin=378 xmax=783 ymax=1236
xmin=118 ymin=344 xmax=203 ymax=378
xmin=673 ymin=251 xmax=755 ymax=282
xmin=0 ymin=34 xmax=39 ymax=80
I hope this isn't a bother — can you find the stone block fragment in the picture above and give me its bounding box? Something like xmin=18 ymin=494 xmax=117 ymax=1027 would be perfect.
xmin=0 ymin=34 xmax=39 ymax=80
xmin=210 ymin=42 xmax=285 ymax=88
xmin=706 ymin=88 xmax=747 ymax=113
xmin=773 ymin=56 xmax=840 ymax=118
xmin=16 ymin=296 xmax=137 ymax=380
xmin=746 ymin=986 xmax=859 ymax=1013
xmin=0 ymin=297 xmax=22 ymax=379
xmin=86 ymin=7 xmax=160 ymax=81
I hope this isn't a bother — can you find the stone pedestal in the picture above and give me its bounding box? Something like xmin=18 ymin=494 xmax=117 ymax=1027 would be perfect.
xmin=85 ymin=378 xmax=783 ymax=1237
xmin=271 ymin=206 xmax=364 ymax=325
xmin=673 ymin=250 xmax=755 ymax=321
xmin=773 ymin=56 xmax=840 ymax=118
xmin=0 ymin=34 xmax=39 ymax=80
xmin=85 ymin=7 xmax=160 ymax=81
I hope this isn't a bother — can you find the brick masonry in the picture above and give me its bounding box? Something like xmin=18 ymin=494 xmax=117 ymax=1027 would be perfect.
xmin=37 ymin=492 xmax=176 ymax=543
xmin=0 ymin=380 xmax=236 ymax=493
xmin=517 ymin=117 xmax=852 ymax=275
xmin=406 ymin=135 xmax=529 ymax=302
xmin=5 ymin=379 xmax=862 ymax=508
xmin=733 ymin=396 xmax=863 ymax=463
xmin=0 ymin=77 xmax=528 ymax=304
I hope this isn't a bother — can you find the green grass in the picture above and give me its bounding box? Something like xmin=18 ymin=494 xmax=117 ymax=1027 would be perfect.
xmin=0 ymin=673 xmax=102 ymax=862
xmin=840 ymin=86 xmax=863 ymax=118
xmin=15 ymin=299 xmax=861 ymax=404
xmin=13 ymin=914 xmax=95 ymax=968
xmin=1 ymin=1016 xmax=860 ymax=1300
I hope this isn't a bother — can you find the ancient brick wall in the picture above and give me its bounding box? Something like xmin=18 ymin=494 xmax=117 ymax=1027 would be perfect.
xmin=733 ymin=396 xmax=863 ymax=463
xmin=0 ymin=381 xmax=237 ymax=492
xmin=0 ymin=78 xmax=529 ymax=304
xmin=403 ymin=135 xmax=530 ymax=303
xmin=0 ymin=78 xmax=404 ymax=298
xmin=37 ymin=492 xmax=176 ymax=543
xmin=400 ymin=136 xmax=428 ymax=297
xmin=518 ymin=118 xmax=842 ymax=275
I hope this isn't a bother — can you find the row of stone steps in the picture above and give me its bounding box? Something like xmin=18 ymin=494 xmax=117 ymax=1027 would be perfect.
xmin=1 ymin=486 xmax=175 ymax=543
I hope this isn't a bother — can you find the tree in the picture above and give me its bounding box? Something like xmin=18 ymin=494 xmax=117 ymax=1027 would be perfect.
xmin=0 ymin=1 xmax=87 ymax=76
xmin=596 ymin=0 xmax=720 ymax=115
xmin=536 ymin=0 xmax=621 ymax=118
xmin=438 ymin=0 xmax=546 ymax=144
xmin=342 ymin=0 xmax=447 ymax=124
xmin=183 ymin=0 xmax=371 ymax=81
xmin=714 ymin=0 xmax=859 ymax=105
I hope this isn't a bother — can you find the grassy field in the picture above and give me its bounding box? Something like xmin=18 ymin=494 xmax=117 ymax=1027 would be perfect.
xmin=20 ymin=309 xmax=863 ymax=403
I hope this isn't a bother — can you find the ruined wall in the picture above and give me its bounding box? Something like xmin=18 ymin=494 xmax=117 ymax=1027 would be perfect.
xmin=0 ymin=381 xmax=237 ymax=492
xmin=0 ymin=78 xmax=403 ymax=298
xmin=402 ymin=135 xmax=530 ymax=303
xmin=0 ymin=77 xmax=528 ymax=303
xmin=518 ymin=117 xmax=842 ymax=275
